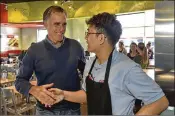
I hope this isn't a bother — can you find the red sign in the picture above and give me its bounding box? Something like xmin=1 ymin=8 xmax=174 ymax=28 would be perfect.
xmin=0 ymin=3 xmax=8 ymax=23
xmin=7 ymin=35 xmax=14 ymax=38
xmin=0 ymin=50 xmax=21 ymax=57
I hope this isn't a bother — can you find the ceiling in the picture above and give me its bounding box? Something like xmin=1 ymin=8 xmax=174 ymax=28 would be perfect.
xmin=2 ymin=1 xmax=156 ymax=23
xmin=1 ymin=0 xmax=54 ymax=3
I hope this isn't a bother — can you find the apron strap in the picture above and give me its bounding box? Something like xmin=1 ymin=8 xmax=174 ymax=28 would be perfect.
xmin=101 ymin=49 xmax=114 ymax=114
xmin=88 ymin=57 xmax=97 ymax=75
xmin=88 ymin=49 xmax=114 ymax=76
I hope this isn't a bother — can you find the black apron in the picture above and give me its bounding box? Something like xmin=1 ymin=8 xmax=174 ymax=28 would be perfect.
xmin=86 ymin=50 xmax=113 ymax=115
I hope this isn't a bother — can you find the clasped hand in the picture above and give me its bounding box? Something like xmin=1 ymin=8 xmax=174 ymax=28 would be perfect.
xmin=30 ymin=83 xmax=64 ymax=108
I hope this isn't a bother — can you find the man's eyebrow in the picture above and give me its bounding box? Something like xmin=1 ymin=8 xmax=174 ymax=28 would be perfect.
xmin=54 ymin=22 xmax=60 ymax=25
xmin=53 ymin=22 xmax=67 ymax=25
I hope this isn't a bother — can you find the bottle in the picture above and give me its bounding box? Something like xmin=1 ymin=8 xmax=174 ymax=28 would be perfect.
xmin=1 ymin=69 xmax=8 ymax=79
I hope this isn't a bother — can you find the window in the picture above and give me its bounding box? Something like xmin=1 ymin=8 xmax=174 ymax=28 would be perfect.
xmin=1 ymin=35 xmax=9 ymax=52
xmin=37 ymin=29 xmax=47 ymax=42
xmin=121 ymin=27 xmax=144 ymax=38
xmin=117 ymin=13 xmax=145 ymax=28
xmin=116 ymin=10 xmax=155 ymax=66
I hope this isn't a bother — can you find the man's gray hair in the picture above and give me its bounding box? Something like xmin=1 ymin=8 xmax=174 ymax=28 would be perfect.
xmin=43 ymin=6 xmax=67 ymax=22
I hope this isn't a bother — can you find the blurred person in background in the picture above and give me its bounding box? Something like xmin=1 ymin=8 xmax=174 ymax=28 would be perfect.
xmin=85 ymin=50 xmax=90 ymax=60
xmin=48 ymin=12 xmax=169 ymax=115
xmin=134 ymin=42 xmax=149 ymax=69
xmin=146 ymin=42 xmax=154 ymax=59
xmin=18 ymin=50 xmax=27 ymax=62
xmin=0 ymin=57 xmax=4 ymax=64
xmin=7 ymin=54 xmax=11 ymax=64
xmin=118 ymin=41 xmax=127 ymax=55
xmin=127 ymin=42 xmax=138 ymax=60
xmin=15 ymin=6 xmax=85 ymax=115
xmin=18 ymin=43 xmax=35 ymax=62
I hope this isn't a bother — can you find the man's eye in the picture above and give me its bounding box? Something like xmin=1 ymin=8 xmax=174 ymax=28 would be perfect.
xmin=54 ymin=23 xmax=60 ymax=26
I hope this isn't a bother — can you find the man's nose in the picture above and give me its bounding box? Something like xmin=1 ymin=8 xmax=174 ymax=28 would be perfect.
xmin=85 ymin=35 xmax=88 ymax=40
xmin=56 ymin=26 xmax=65 ymax=32
xmin=60 ymin=25 xmax=65 ymax=31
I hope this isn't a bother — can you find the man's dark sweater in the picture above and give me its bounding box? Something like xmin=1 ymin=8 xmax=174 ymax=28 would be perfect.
xmin=15 ymin=37 xmax=85 ymax=110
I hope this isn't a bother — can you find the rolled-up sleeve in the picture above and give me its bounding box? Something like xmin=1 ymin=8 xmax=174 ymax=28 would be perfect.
xmin=124 ymin=65 xmax=165 ymax=105
xmin=15 ymin=46 xmax=35 ymax=97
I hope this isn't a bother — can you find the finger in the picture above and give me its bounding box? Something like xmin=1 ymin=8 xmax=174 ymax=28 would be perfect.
xmin=45 ymin=94 xmax=56 ymax=105
xmin=54 ymin=95 xmax=64 ymax=103
xmin=48 ymin=88 xmax=62 ymax=95
xmin=43 ymin=89 xmax=56 ymax=99
xmin=48 ymin=88 xmax=56 ymax=92
xmin=59 ymin=95 xmax=64 ymax=101
xmin=45 ymin=99 xmax=54 ymax=106
xmin=45 ymin=104 xmax=48 ymax=107
xmin=40 ymin=92 xmax=55 ymax=105
xmin=40 ymin=101 xmax=44 ymax=105
xmin=43 ymin=83 xmax=54 ymax=89
xmin=45 ymin=104 xmax=51 ymax=108
xmin=48 ymin=89 xmax=56 ymax=95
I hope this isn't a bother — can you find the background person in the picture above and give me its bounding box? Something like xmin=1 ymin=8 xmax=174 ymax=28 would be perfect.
xmin=118 ymin=41 xmax=127 ymax=55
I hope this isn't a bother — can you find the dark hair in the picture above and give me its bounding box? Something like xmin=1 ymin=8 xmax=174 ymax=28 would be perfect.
xmin=138 ymin=42 xmax=148 ymax=64
xmin=131 ymin=42 xmax=137 ymax=46
xmin=31 ymin=42 xmax=35 ymax=45
xmin=85 ymin=51 xmax=90 ymax=56
xmin=43 ymin=6 xmax=67 ymax=22
xmin=129 ymin=42 xmax=137 ymax=53
xmin=86 ymin=12 xmax=122 ymax=47
xmin=147 ymin=42 xmax=151 ymax=47
xmin=119 ymin=41 xmax=124 ymax=46
xmin=138 ymin=42 xmax=145 ymax=51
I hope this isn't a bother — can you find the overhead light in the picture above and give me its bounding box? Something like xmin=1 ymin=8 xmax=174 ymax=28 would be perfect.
xmin=68 ymin=6 xmax=72 ymax=9
xmin=54 ymin=1 xmax=58 ymax=4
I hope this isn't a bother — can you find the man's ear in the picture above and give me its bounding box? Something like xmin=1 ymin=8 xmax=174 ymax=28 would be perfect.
xmin=98 ymin=34 xmax=106 ymax=45
xmin=43 ymin=21 xmax=48 ymax=29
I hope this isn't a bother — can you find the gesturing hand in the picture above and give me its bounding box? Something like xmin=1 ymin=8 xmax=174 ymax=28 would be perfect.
xmin=48 ymin=88 xmax=64 ymax=104
xmin=29 ymin=83 xmax=56 ymax=106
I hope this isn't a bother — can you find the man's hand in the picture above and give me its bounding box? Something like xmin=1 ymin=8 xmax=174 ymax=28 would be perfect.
xmin=29 ymin=83 xmax=56 ymax=106
xmin=48 ymin=88 xmax=64 ymax=104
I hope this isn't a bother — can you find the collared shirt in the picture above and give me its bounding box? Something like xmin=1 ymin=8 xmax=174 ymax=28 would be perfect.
xmin=15 ymin=35 xmax=85 ymax=109
xmin=82 ymin=48 xmax=164 ymax=115
xmin=46 ymin=35 xmax=65 ymax=48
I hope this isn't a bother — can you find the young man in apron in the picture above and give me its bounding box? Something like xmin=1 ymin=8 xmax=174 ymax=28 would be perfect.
xmin=48 ymin=12 xmax=169 ymax=115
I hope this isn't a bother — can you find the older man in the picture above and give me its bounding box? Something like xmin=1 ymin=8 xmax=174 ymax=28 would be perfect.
xmin=15 ymin=6 xmax=85 ymax=115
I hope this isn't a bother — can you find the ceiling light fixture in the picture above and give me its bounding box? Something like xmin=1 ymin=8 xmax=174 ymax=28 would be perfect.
xmin=68 ymin=6 xmax=72 ymax=9
xmin=54 ymin=1 xmax=58 ymax=4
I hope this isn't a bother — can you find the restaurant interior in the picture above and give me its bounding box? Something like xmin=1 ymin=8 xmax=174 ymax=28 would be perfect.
xmin=0 ymin=0 xmax=174 ymax=115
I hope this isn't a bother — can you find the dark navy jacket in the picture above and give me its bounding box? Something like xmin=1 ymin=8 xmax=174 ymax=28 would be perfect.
xmin=15 ymin=37 xmax=85 ymax=109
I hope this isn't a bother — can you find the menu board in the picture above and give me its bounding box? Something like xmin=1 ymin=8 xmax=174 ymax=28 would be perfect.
xmin=1 ymin=35 xmax=20 ymax=57
xmin=1 ymin=35 xmax=19 ymax=52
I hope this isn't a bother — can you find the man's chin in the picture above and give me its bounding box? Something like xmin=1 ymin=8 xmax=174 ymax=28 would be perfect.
xmin=87 ymin=48 xmax=93 ymax=52
xmin=55 ymin=37 xmax=64 ymax=42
